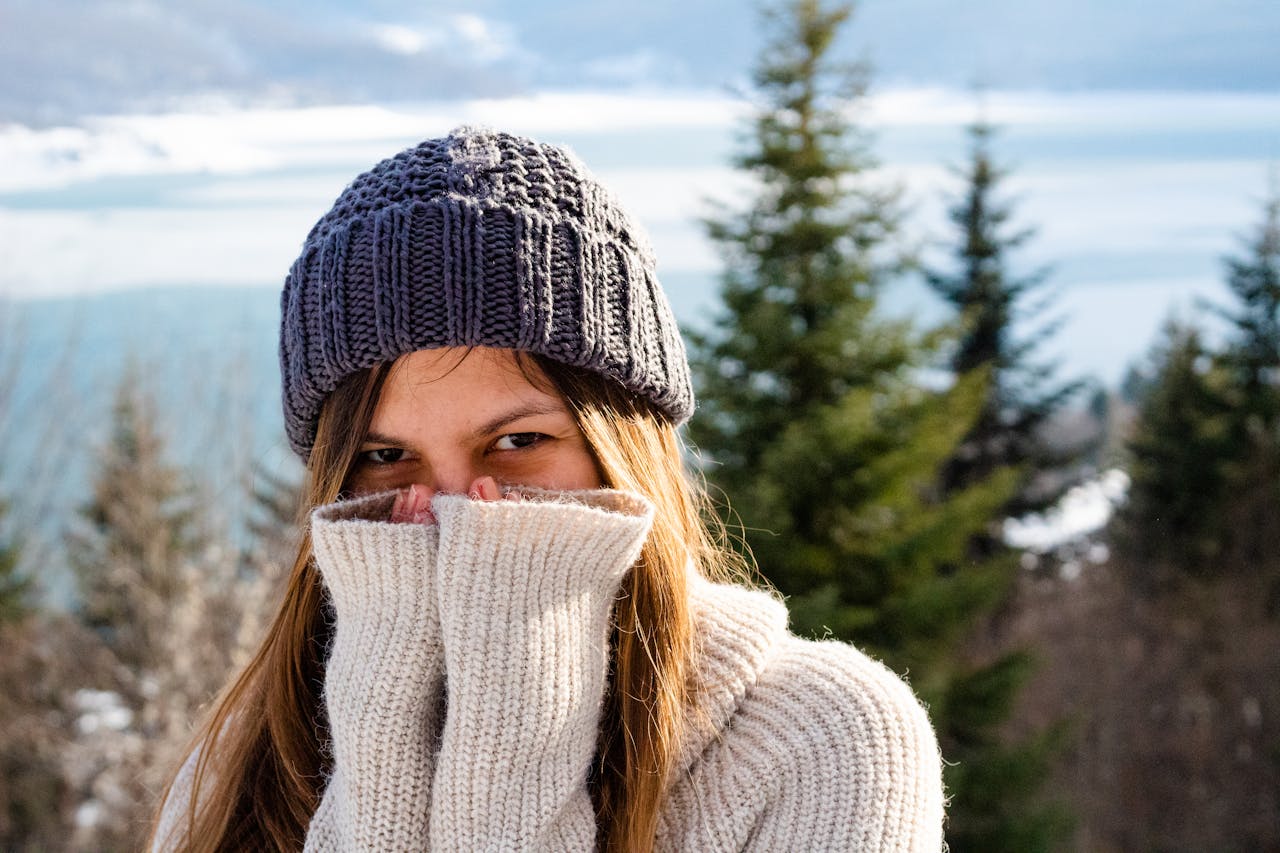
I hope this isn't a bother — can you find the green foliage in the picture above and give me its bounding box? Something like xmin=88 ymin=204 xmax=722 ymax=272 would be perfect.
xmin=689 ymin=2 xmax=1063 ymax=849
xmin=1215 ymin=195 xmax=1280 ymax=418
xmin=1118 ymin=321 xmax=1235 ymax=577
xmin=940 ymin=654 xmax=1074 ymax=851
xmin=924 ymin=122 xmax=1089 ymax=513
xmin=1214 ymin=195 xmax=1280 ymax=572
xmin=943 ymin=652 xmax=1036 ymax=745
xmin=752 ymin=371 xmax=1021 ymax=673
xmin=691 ymin=0 xmax=908 ymax=488
xmin=689 ymin=0 xmax=1016 ymax=657
xmin=1122 ymin=196 xmax=1280 ymax=580
xmin=946 ymin=730 xmax=1073 ymax=847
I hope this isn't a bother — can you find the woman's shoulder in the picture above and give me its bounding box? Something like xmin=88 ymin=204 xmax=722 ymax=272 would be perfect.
xmin=756 ymin=630 xmax=943 ymax=790
xmin=686 ymin=573 xmax=947 ymax=845
xmin=690 ymin=575 xmax=937 ymax=742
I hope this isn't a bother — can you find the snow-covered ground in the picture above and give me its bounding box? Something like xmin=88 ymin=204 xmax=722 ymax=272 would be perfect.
xmin=1004 ymin=468 xmax=1130 ymax=578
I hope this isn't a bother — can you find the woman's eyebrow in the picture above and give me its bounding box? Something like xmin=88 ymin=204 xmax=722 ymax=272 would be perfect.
xmin=472 ymin=402 xmax=567 ymax=439
xmin=361 ymin=430 xmax=408 ymax=447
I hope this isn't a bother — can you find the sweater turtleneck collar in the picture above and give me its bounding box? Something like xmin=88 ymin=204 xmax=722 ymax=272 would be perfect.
xmin=675 ymin=572 xmax=791 ymax=776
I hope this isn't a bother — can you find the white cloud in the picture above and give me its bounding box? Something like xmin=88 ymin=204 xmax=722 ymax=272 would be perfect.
xmin=0 ymin=206 xmax=315 ymax=297
xmin=452 ymin=14 xmax=510 ymax=62
xmin=171 ymin=175 xmax=341 ymax=206
xmin=8 ymin=87 xmax=1276 ymax=194
xmin=0 ymin=105 xmax=443 ymax=192
xmin=891 ymin=158 xmax=1261 ymax=262
xmin=1012 ymin=162 xmax=1260 ymax=261
xmin=594 ymin=166 xmax=742 ymax=221
xmin=0 ymin=85 xmax=1273 ymax=349
xmin=0 ymin=114 xmax=270 ymax=192
xmin=866 ymin=87 xmax=1280 ymax=132
xmin=368 ymin=15 xmax=516 ymax=63
xmin=0 ymin=92 xmax=746 ymax=194
xmin=458 ymin=90 xmax=741 ymax=133
xmin=372 ymin=24 xmax=427 ymax=56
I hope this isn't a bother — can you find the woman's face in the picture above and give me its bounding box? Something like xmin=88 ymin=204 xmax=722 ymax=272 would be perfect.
xmin=345 ymin=347 xmax=603 ymax=499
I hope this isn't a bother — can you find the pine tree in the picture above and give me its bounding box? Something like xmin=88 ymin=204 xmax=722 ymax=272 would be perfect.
xmin=1124 ymin=195 xmax=1280 ymax=579
xmin=1216 ymin=193 xmax=1280 ymax=422
xmin=1103 ymin=205 xmax=1280 ymax=844
xmin=68 ymin=367 xmax=206 ymax=676
xmin=689 ymin=0 xmax=1014 ymax=656
xmin=688 ymin=2 xmax=1063 ymax=848
xmin=925 ymin=122 xmax=1088 ymax=513
xmin=64 ymin=367 xmax=260 ymax=850
xmin=246 ymin=462 xmax=303 ymax=568
xmin=1211 ymin=194 xmax=1280 ymax=571
xmin=690 ymin=0 xmax=904 ymax=488
xmin=916 ymin=125 xmax=1087 ymax=848
xmin=1116 ymin=319 xmax=1235 ymax=579
xmin=231 ymin=462 xmax=303 ymax=667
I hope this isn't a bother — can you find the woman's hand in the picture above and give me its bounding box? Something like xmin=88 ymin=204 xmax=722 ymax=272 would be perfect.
xmin=389 ymin=478 xmax=523 ymax=524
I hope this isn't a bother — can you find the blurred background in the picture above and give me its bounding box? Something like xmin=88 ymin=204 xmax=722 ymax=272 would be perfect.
xmin=1 ymin=1 xmax=1277 ymax=850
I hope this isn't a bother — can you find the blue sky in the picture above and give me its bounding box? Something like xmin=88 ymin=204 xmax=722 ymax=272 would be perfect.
xmin=4 ymin=0 xmax=1277 ymax=125
xmin=1 ymin=0 xmax=1278 ymax=387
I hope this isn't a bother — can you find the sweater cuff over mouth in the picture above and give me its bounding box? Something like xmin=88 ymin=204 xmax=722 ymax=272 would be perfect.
xmin=311 ymin=489 xmax=403 ymax=524
xmin=309 ymin=489 xmax=439 ymax=619
xmin=311 ymin=485 xmax=654 ymax=524
xmin=430 ymin=486 xmax=655 ymax=590
xmin=434 ymin=484 xmax=655 ymax=519
xmin=308 ymin=486 xmax=655 ymax=616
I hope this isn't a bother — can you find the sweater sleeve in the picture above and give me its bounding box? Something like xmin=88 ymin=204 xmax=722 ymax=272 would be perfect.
xmin=303 ymin=490 xmax=444 ymax=852
xmin=426 ymin=489 xmax=654 ymax=851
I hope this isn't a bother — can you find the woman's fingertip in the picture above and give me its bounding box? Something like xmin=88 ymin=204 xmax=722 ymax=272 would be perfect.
xmin=469 ymin=475 xmax=502 ymax=501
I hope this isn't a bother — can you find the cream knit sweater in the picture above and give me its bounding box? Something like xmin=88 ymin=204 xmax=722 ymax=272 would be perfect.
xmin=155 ymin=488 xmax=945 ymax=851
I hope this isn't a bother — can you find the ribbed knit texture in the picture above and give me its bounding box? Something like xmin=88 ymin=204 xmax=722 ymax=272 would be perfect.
xmin=305 ymin=491 xmax=443 ymax=851
xmin=429 ymin=490 xmax=654 ymax=850
xmin=279 ymin=127 xmax=694 ymax=458
xmin=155 ymin=489 xmax=945 ymax=852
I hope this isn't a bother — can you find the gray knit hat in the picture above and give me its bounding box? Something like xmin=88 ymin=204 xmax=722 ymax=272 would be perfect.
xmin=280 ymin=126 xmax=693 ymax=459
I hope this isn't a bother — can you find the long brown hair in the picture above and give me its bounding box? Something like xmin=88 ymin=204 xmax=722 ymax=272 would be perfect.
xmin=147 ymin=351 xmax=745 ymax=853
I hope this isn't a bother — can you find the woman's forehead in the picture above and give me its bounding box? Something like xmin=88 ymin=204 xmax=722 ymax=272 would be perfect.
xmin=388 ymin=347 xmax=530 ymax=385
xmin=373 ymin=347 xmax=565 ymax=427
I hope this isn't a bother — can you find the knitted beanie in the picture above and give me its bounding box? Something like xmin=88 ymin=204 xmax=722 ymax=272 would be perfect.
xmin=279 ymin=126 xmax=693 ymax=459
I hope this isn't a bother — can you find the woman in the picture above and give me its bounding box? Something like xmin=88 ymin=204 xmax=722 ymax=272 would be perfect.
xmin=150 ymin=127 xmax=945 ymax=852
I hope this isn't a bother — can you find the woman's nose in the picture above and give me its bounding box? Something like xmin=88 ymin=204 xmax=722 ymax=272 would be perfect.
xmin=422 ymin=460 xmax=484 ymax=497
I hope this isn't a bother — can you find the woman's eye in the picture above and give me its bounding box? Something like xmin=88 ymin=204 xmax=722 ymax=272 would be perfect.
xmin=493 ymin=432 xmax=546 ymax=451
xmin=363 ymin=447 xmax=405 ymax=464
